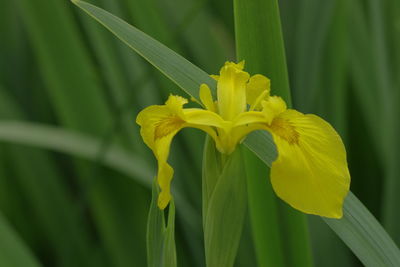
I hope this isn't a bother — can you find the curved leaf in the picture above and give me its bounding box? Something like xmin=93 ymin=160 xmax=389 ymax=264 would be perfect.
xmin=0 ymin=121 xmax=152 ymax=187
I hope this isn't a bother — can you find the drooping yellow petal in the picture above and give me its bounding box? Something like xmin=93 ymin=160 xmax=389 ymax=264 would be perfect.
xmin=217 ymin=63 xmax=250 ymax=120
xmin=246 ymin=74 xmax=270 ymax=110
xmin=136 ymin=95 xmax=188 ymax=209
xmin=154 ymin=133 xmax=179 ymax=209
xmin=268 ymin=110 xmax=350 ymax=218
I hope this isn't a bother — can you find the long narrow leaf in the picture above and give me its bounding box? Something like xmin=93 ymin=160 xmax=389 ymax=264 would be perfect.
xmin=234 ymin=0 xmax=313 ymax=266
xmin=243 ymin=149 xmax=285 ymax=267
xmin=324 ymin=193 xmax=400 ymax=266
xmin=0 ymin=120 xmax=198 ymax=234
xmin=147 ymin=179 xmax=177 ymax=267
xmin=0 ymin=212 xmax=42 ymax=267
xmin=0 ymin=121 xmax=152 ymax=186
xmin=203 ymin=146 xmax=247 ymax=267
xmin=72 ymin=0 xmax=215 ymax=100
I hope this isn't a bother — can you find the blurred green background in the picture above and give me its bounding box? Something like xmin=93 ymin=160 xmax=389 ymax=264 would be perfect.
xmin=0 ymin=0 xmax=399 ymax=266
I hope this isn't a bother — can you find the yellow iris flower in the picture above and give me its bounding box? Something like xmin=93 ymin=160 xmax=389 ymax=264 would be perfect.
xmin=136 ymin=61 xmax=350 ymax=218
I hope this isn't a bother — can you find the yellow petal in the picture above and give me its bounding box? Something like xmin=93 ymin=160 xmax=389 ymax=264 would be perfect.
xmin=183 ymin=108 xmax=228 ymax=153
xmin=246 ymin=74 xmax=271 ymax=110
xmin=262 ymin=96 xmax=287 ymax=124
xmin=217 ymin=63 xmax=250 ymax=120
xmin=136 ymin=105 xmax=170 ymax=149
xmin=210 ymin=75 xmax=219 ymax=81
xmin=199 ymin=84 xmax=216 ymax=112
xmin=224 ymin=60 xmax=245 ymax=70
xmin=233 ymin=111 xmax=267 ymax=127
xmin=154 ymin=133 xmax=178 ymax=209
xmin=136 ymin=95 xmax=188 ymax=209
xmin=184 ymin=108 xmax=225 ymax=128
xmin=165 ymin=94 xmax=188 ymax=116
xmin=269 ymin=110 xmax=350 ymax=218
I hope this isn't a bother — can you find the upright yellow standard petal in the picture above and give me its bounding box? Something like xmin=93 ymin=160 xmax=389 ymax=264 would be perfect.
xmin=199 ymin=84 xmax=216 ymax=112
xmin=246 ymin=74 xmax=270 ymax=110
xmin=217 ymin=62 xmax=250 ymax=120
xmin=268 ymin=110 xmax=350 ymax=218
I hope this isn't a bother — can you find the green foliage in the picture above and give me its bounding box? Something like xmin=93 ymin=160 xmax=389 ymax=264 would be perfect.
xmin=147 ymin=180 xmax=177 ymax=267
xmin=324 ymin=193 xmax=400 ymax=266
xmin=243 ymin=149 xmax=285 ymax=267
xmin=202 ymin=138 xmax=247 ymax=267
xmin=0 ymin=121 xmax=153 ymax=186
xmin=234 ymin=0 xmax=312 ymax=266
xmin=72 ymin=0 xmax=216 ymax=100
xmin=0 ymin=0 xmax=399 ymax=266
xmin=0 ymin=212 xmax=42 ymax=267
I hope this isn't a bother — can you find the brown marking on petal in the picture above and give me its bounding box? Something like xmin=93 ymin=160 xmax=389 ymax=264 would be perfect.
xmin=154 ymin=115 xmax=185 ymax=140
xmin=270 ymin=117 xmax=300 ymax=145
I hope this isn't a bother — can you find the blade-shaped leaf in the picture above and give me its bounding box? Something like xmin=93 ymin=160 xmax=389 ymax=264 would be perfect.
xmin=324 ymin=192 xmax=400 ymax=266
xmin=233 ymin=0 xmax=313 ymax=264
xmin=243 ymin=148 xmax=285 ymax=267
xmin=164 ymin=199 xmax=177 ymax=267
xmin=0 ymin=212 xmax=42 ymax=267
xmin=203 ymin=144 xmax=247 ymax=267
xmin=147 ymin=179 xmax=177 ymax=267
xmin=71 ymin=0 xmax=215 ymax=100
xmin=147 ymin=180 xmax=166 ymax=267
xmin=0 ymin=121 xmax=152 ymax=187
xmin=201 ymin=136 xmax=222 ymax=229
xmin=0 ymin=120 xmax=200 ymax=238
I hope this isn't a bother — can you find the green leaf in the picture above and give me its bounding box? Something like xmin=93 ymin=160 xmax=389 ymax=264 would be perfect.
xmin=243 ymin=148 xmax=285 ymax=267
xmin=147 ymin=179 xmax=177 ymax=267
xmin=17 ymin=0 xmax=150 ymax=264
xmin=201 ymin=136 xmax=222 ymax=229
xmin=0 ymin=120 xmax=200 ymax=240
xmin=234 ymin=0 xmax=313 ymax=266
xmin=0 ymin=212 xmax=42 ymax=267
xmin=324 ymin=192 xmax=400 ymax=266
xmin=234 ymin=0 xmax=291 ymax=105
xmin=71 ymin=0 xmax=216 ymax=100
xmin=0 ymin=89 xmax=98 ymax=266
xmin=0 ymin=121 xmax=153 ymax=187
xmin=203 ymin=144 xmax=247 ymax=267
xmin=147 ymin=180 xmax=166 ymax=267
xmin=71 ymin=1 xmax=400 ymax=265
xmin=164 ymin=199 xmax=177 ymax=267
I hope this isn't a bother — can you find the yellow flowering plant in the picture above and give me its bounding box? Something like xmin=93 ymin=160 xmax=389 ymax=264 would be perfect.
xmin=137 ymin=61 xmax=350 ymax=219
